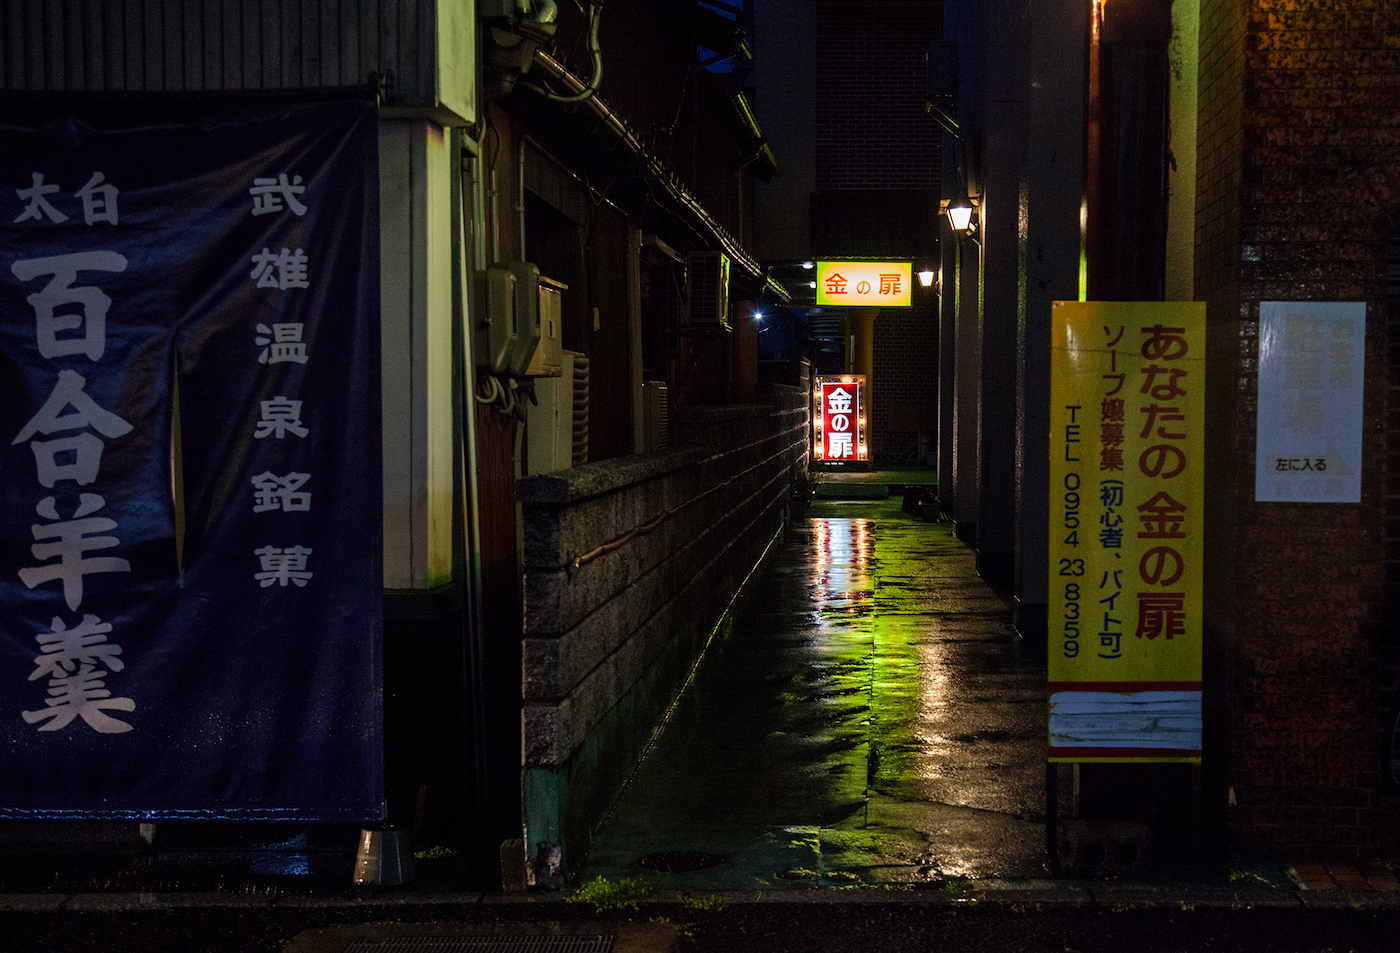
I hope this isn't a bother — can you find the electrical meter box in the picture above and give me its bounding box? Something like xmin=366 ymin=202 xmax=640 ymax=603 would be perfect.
xmin=525 ymin=276 xmax=567 ymax=377
xmin=478 ymin=261 xmax=542 ymax=376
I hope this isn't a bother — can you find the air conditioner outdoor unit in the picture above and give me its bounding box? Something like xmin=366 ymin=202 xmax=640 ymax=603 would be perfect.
xmin=525 ymin=349 xmax=588 ymax=475
xmin=683 ymin=251 xmax=730 ymax=327
xmin=641 ymin=381 xmax=669 ymax=453
xmin=570 ymin=352 xmax=589 ymax=466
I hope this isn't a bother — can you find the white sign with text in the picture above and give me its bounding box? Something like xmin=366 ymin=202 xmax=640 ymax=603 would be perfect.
xmin=1255 ymin=301 xmax=1365 ymax=503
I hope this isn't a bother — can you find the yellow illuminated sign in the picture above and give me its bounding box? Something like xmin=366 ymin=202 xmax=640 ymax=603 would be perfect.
xmin=1047 ymin=301 xmax=1206 ymax=764
xmin=815 ymin=261 xmax=912 ymax=307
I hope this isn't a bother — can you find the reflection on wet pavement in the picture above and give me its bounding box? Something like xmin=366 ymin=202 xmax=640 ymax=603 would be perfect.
xmin=578 ymin=498 xmax=1050 ymax=889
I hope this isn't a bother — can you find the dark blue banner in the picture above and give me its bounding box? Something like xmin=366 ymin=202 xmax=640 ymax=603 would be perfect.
xmin=0 ymin=95 xmax=383 ymax=821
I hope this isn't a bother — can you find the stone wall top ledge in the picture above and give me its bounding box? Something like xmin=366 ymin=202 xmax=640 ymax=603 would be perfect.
xmin=677 ymin=403 xmax=777 ymax=424
xmin=516 ymin=448 xmax=708 ymax=504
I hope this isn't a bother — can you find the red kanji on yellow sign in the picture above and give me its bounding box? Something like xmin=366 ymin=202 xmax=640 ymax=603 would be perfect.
xmin=1048 ymin=301 xmax=1206 ymax=764
xmin=815 ymin=262 xmax=912 ymax=307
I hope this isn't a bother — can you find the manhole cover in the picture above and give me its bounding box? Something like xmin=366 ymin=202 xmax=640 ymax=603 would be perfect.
xmin=636 ymin=850 xmax=725 ymax=872
xmin=344 ymin=938 xmax=613 ymax=953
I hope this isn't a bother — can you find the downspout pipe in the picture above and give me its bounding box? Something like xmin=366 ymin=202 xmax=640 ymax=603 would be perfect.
xmin=517 ymin=136 xmax=528 ymax=262
xmin=728 ymin=90 xmax=781 ymax=180
xmin=529 ymin=50 xmax=789 ymax=304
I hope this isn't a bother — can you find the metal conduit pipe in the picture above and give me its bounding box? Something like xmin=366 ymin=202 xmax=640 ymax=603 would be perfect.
xmin=517 ymin=135 xmax=528 ymax=263
xmin=529 ymin=49 xmax=789 ymax=304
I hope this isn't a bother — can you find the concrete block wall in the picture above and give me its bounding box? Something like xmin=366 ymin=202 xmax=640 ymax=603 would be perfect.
xmin=1196 ymin=0 xmax=1400 ymax=859
xmin=517 ymin=384 xmax=807 ymax=867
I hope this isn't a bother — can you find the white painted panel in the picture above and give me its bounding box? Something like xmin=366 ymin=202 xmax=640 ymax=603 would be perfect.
xmin=383 ymin=119 xmax=456 ymax=589
xmin=436 ymin=0 xmax=478 ymax=126
xmin=413 ymin=121 xmax=456 ymax=587
xmin=1049 ymin=691 xmax=1202 ymax=750
xmin=380 ymin=123 xmax=415 ymax=589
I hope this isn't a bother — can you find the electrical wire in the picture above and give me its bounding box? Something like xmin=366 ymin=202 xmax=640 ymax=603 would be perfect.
xmin=529 ymin=48 xmax=788 ymax=302
xmin=474 ymin=373 xmax=527 ymax=420
xmin=519 ymin=2 xmax=603 ymax=104
xmin=475 ymin=374 xmax=503 ymax=405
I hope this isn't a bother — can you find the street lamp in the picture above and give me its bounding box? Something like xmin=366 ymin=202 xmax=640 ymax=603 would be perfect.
xmin=941 ymin=190 xmax=977 ymax=233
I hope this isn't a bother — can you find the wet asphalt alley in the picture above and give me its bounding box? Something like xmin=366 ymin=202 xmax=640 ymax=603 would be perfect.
xmin=578 ymin=493 xmax=1051 ymax=889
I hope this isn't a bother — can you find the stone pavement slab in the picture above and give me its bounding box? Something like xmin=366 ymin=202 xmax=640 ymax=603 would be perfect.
xmin=578 ymin=499 xmax=1050 ymax=891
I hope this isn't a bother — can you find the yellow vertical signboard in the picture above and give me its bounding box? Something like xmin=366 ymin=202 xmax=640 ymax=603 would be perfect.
xmin=1048 ymin=302 xmax=1205 ymax=763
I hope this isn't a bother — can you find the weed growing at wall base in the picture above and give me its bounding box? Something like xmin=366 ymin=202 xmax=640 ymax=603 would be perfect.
xmin=568 ymin=875 xmax=658 ymax=913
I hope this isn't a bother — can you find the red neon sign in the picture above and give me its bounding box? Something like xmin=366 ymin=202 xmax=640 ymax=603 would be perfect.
xmin=814 ymin=376 xmax=867 ymax=461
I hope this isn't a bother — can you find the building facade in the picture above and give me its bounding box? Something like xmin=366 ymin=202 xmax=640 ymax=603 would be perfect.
xmin=6 ymin=0 xmax=1398 ymax=878
xmin=943 ymin=0 xmax=1400 ymax=858
xmin=0 ymin=0 xmax=807 ymax=880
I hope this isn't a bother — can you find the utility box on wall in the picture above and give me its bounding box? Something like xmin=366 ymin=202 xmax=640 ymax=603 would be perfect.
xmin=525 ymin=276 xmax=567 ymax=378
xmin=479 ymin=261 xmax=542 ymax=376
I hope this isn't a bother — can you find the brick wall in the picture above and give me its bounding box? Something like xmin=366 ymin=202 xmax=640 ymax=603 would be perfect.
xmin=1196 ymin=0 xmax=1400 ymax=859
xmin=815 ymin=1 xmax=941 ymax=190
xmin=816 ymin=1 xmax=941 ymax=464
xmin=1381 ymin=235 xmax=1400 ymax=774
xmin=872 ymin=297 xmax=940 ymax=461
xmin=517 ymin=384 xmax=808 ymax=868
xmin=1195 ymin=0 xmax=1248 ymax=857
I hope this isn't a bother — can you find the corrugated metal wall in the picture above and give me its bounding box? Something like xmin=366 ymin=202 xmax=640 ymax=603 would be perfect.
xmin=0 ymin=1 xmax=472 ymax=121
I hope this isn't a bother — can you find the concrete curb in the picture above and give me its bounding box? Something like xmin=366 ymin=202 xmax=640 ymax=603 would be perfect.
xmin=4 ymin=881 xmax=1397 ymax=914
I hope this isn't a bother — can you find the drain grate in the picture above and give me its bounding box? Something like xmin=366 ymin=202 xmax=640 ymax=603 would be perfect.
xmin=344 ymin=937 xmax=614 ymax=953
